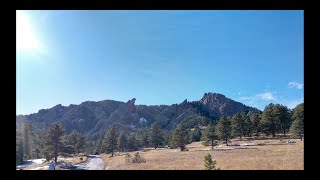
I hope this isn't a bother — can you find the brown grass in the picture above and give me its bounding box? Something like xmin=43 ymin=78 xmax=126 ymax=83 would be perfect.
xmin=100 ymin=139 xmax=304 ymax=170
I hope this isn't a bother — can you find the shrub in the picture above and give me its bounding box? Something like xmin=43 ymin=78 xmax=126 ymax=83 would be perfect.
xmin=202 ymin=141 xmax=210 ymax=146
xmin=125 ymin=153 xmax=132 ymax=164
xmin=131 ymin=152 xmax=146 ymax=163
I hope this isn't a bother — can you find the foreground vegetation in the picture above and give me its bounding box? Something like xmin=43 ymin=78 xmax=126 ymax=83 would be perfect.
xmin=101 ymin=139 xmax=303 ymax=170
xmin=16 ymin=102 xmax=304 ymax=168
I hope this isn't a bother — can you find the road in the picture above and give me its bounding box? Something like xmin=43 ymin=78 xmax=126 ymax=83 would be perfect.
xmin=75 ymin=155 xmax=105 ymax=170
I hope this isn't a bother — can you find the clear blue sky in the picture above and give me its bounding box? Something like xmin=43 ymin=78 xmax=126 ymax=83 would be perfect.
xmin=16 ymin=10 xmax=304 ymax=115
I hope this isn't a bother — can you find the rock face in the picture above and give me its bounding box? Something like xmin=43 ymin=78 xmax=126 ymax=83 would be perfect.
xmin=16 ymin=93 xmax=258 ymax=137
xmin=198 ymin=93 xmax=250 ymax=118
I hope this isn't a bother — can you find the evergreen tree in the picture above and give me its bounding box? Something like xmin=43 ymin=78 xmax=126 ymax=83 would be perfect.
xmin=261 ymin=104 xmax=277 ymax=137
xmin=96 ymin=138 xmax=104 ymax=154
xmin=137 ymin=128 xmax=149 ymax=148
xmin=290 ymin=103 xmax=304 ymax=140
xmin=231 ymin=113 xmax=244 ymax=139
xmin=187 ymin=128 xmax=193 ymax=144
xmin=16 ymin=126 xmax=24 ymax=165
xmin=23 ymin=122 xmax=34 ymax=159
xmin=44 ymin=123 xmax=65 ymax=163
xmin=104 ymin=124 xmax=118 ymax=157
xmin=250 ymin=112 xmax=261 ymax=136
xmin=148 ymin=122 xmax=164 ymax=149
xmin=204 ymin=153 xmax=218 ymax=170
xmin=242 ymin=112 xmax=252 ymax=137
xmin=117 ymin=131 xmax=128 ymax=152
xmin=204 ymin=123 xmax=217 ymax=150
xmin=127 ymin=133 xmax=139 ymax=151
xmin=66 ymin=130 xmax=86 ymax=155
xmin=216 ymin=115 xmax=231 ymax=146
xmin=172 ymin=124 xmax=189 ymax=151
xmin=77 ymin=133 xmax=86 ymax=154
xmin=32 ymin=132 xmax=42 ymax=159
xmin=191 ymin=126 xmax=202 ymax=142
xmin=273 ymin=104 xmax=292 ymax=135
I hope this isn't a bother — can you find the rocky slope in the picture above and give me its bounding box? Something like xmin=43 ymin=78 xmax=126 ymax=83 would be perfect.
xmin=16 ymin=93 xmax=259 ymax=137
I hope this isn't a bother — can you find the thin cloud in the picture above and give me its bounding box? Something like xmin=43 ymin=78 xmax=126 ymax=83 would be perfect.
xmin=257 ymin=92 xmax=276 ymax=101
xmin=288 ymin=82 xmax=304 ymax=89
xmin=238 ymin=92 xmax=277 ymax=108
xmin=238 ymin=91 xmax=303 ymax=110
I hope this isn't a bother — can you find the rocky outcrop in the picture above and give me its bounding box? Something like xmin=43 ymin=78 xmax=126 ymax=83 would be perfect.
xmin=198 ymin=92 xmax=250 ymax=117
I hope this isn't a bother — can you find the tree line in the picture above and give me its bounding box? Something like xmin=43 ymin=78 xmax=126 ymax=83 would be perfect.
xmin=202 ymin=103 xmax=304 ymax=149
xmin=16 ymin=102 xmax=303 ymax=165
xmin=16 ymin=123 xmax=86 ymax=165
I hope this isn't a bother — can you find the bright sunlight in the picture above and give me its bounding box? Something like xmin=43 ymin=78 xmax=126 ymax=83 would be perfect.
xmin=16 ymin=10 xmax=43 ymax=52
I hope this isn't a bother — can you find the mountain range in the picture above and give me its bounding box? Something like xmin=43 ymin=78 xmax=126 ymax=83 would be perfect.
xmin=16 ymin=93 xmax=260 ymax=138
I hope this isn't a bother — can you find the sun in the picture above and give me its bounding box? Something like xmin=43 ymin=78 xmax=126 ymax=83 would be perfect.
xmin=16 ymin=10 xmax=42 ymax=52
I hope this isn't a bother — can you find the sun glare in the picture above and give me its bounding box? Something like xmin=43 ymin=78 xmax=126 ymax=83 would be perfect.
xmin=16 ymin=11 xmax=42 ymax=52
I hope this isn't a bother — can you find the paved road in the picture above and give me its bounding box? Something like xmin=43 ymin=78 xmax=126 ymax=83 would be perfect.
xmin=75 ymin=155 xmax=105 ymax=170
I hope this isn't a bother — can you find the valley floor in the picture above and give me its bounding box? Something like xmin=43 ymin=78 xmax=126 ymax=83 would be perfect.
xmin=100 ymin=139 xmax=304 ymax=170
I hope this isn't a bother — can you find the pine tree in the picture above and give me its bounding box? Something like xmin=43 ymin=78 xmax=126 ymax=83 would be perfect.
xmin=44 ymin=123 xmax=65 ymax=163
xmin=250 ymin=112 xmax=261 ymax=136
xmin=32 ymin=132 xmax=42 ymax=159
xmin=149 ymin=122 xmax=164 ymax=149
xmin=231 ymin=113 xmax=244 ymax=139
xmin=97 ymin=138 xmax=105 ymax=154
xmin=105 ymin=124 xmax=118 ymax=157
xmin=172 ymin=124 xmax=189 ymax=151
xmin=204 ymin=153 xmax=218 ymax=170
xmin=216 ymin=115 xmax=231 ymax=146
xmin=273 ymin=104 xmax=292 ymax=135
xmin=290 ymin=103 xmax=304 ymax=140
xmin=204 ymin=123 xmax=217 ymax=150
xmin=137 ymin=128 xmax=149 ymax=148
xmin=127 ymin=133 xmax=139 ymax=151
xmin=242 ymin=112 xmax=252 ymax=137
xmin=16 ymin=126 xmax=24 ymax=165
xmin=191 ymin=126 xmax=202 ymax=142
xmin=117 ymin=131 xmax=128 ymax=152
xmin=77 ymin=133 xmax=86 ymax=154
xmin=261 ymin=104 xmax=276 ymax=137
xmin=23 ymin=122 xmax=34 ymax=159
xmin=66 ymin=130 xmax=86 ymax=155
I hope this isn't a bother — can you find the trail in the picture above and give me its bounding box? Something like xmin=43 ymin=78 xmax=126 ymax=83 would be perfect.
xmin=75 ymin=155 xmax=105 ymax=170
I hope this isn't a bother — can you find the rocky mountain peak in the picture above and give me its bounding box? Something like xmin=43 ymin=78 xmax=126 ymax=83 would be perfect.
xmin=200 ymin=93 xmax=227 ymax=105
xmin=198 ymin=92 xmax=248 ymax=117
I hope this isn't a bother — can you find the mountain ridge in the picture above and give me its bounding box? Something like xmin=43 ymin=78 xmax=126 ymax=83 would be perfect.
xmin=16 ymin=92 xmax=260 ymax=137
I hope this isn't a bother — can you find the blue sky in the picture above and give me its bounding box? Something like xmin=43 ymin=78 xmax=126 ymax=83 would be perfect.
xmin=16 ymin=10 xmax=304 ymax=115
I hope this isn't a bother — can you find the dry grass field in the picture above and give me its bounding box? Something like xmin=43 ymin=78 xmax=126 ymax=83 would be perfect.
xmin=100 ymin=139 xmax=304 ymax=170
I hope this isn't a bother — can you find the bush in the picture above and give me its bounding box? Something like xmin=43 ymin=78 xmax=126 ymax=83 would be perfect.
xmin=202 ymin=141 xmax=210 ymax=146
xmin=131 ymin=152 xmax=146 ymax=163
xmin=125 ymin=153 xmax=132 ymax=164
